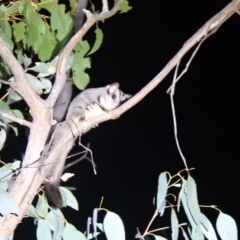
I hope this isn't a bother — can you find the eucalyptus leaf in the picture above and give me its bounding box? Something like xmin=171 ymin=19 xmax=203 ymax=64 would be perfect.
xmin=26 ymin=205 xmax=40 ymax=219
xmin=13 ymin=22 xmax=26 ymax=43
xmin=216 ymin=212 xmax=237 ymax=240
xmin=22 ymin=54 xmax=32 ymax=68
xmin=0 ymin=101 xmax=10 ymax=110
xmin=59 ymin=187 xmax=78 ymax=210
xmin=37 ymin=219 xmax=52 ymax=240
xmin=0 ymin=128 xmax=6 ymax=151
xmin=103 ymin=211 xmax=125 ymax=240
xmin=93 ymin=208 xmax=98 ymax=239
xmin=36 ymin=195 xmax=49 ymax=219
xmin=200 ymin=213 xmax=217 ymax=240
xmin=0 ymin=181 xmax=8 ymax=191
xmin=72 ymin=42 xmax=91 ymax=90
xmin=26 ymin=73 xmax=43 ymax=94
xmin=12 ymin=109 xmax=24 ymax=119
xmin=156 ymin=172 xmax=168 ymax=212
xmin=40 ymin=78 xmax=52 ymax=94
xmin=63 ymin=222 xmax=79 ymax=240
xmin=38 ymin=23 xmax=57 ymax=62
xmin=0 ymin=189 xmax=21 ymax=216
xmin=171 ymin=208 xmax=179 ymax=240
xmin=87 ymin=28 xmax=103 ymax=56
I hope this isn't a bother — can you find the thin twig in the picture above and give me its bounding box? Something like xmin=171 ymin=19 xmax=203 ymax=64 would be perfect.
xmin=0 ymin=79 xmax=10 ymax=85
xmin=102 ymin=0 xmax=109 ymax=12
xmin=170 ymin=62 xmax=188 ymax=169
xmin=64 ymin=143 xmax=91 ymax=169
xmin=168 ymin=19 xmax=225 ymax=168
xmin=167 ymin=20 xmax=224 ymax=93
xmin=1 ymin=112 xmax=32 ymax=128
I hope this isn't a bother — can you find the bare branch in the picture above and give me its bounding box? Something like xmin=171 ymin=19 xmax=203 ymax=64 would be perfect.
xmin=64 ymin=143 xmax=90 ymax=169
xmin=102 ymin=0 xmax=109 ymax=12
xmin=0 ymin=38 xmax=45 ymax=116
xmin=0 ymin=79 xmax=10 ymax=85
xmin=111 ymin=0 xmax=240 ymax=118
xmin=170 ymin=62 xmax=188 ymax=169
xmin=1 ymin=113 xmax=32 ymax=128
xmin=47 ymin=0 xmax=124 ymax=107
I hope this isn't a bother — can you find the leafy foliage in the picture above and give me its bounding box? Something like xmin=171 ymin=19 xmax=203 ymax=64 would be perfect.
xmin=135 ymin=171 xmax=238 ymax=240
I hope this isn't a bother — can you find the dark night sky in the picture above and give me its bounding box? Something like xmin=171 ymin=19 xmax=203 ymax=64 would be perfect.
xmin=15 ymin=0 xmax=239 ymax=239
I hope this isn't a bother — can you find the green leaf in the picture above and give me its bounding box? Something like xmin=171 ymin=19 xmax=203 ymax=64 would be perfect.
xmin=40 ymin=0 xmax=57 ymax=14
xmin=0 ymin=163 xmax=14 ymax=181
xmin=26 ymin=73 xmax=44 ymax=94
xmin=27 ymin=62 xmax=55 ymax=77
xmin=40 ymin=78 xmax=52 ymax=94
xmin=0 ymin=189 xmax=21 ymax=216
xmin=26 ymin=23 xmax=38 ymax=47
xmin=69 ymin=0 xmax=78 ymax=16
xmin=156 ymin=172 xmax=168 ymax=213
xmin=2 ymin=21 xmax=12 ymax=39
xmin=15 ymin=43 xmax=23 ymax=64
xmin=63 ymin=222 xmax=79 ymax=240
xmin=152 ymin=235 xmax=167 ymax=240
xmin=12 ymin=160 xmax=21 ymax=170
xmin=12 ymin=22 xmax=26 ymax=42
xmin=12 ymin=109 xmax=24 ymax=119
xmin=50 ymin=5 xmax=73 ymax=42
xmin=186 ymin=176 xmax=200 ymax=226
xmin=171 ymin=208 xmax=179 ymax=240
xmin=0 ymin=28 xmax=14 ymax=50
xmin=0 ymin=128 xmax=6 ymax=151
xmin=114 ymin=0 xmax=132 ymax=13
xmin=77 ymin=231 xmax=87 ymax=240
xmin=87 ymin=27 xmax=104 ymax=56
xmin=25 ymin=3 xmax=35 ymax=23
xmin=72 ymin=41 xmax=91 ymax=90
xmin=26 ymin=205 xmax=40 ymax=219
xmin=32 ymin=13 xmax=46 ymax=53
xmin=38 ymin=24 xmax=57 ymax=62
xmin=22 ymin=54 xmax=32 ymax=68
xmin=0 ymin=60 xmax=11 ymax=78
xmin=0 ymin=101 xmax=10 ymax=110
xmin=4 ymin=2 xmax=20 ymax=15
xmin=36 ymin=195 xmax=49 ymax=219
xmin=180 ymin=228 xmax=189 ymax=240
xmin=8 ymin=88 xmax=22 ymax=101
xmin=9 ymin=123 xmax=18 ymax=136
xmin=216 ymin=212 xmax=237 ymax=240
xmin=0 ymin=181 xmax=8 ymax=191
xmin=0 ymin=161 xmax=20 ymax=182
xmin=93 ymin=208 xmax=98 ymax=239
xmin=0 ymin=121 xmax=6 ymax=129
xmin=103 ymin=211 xmax=125 ymax=240
xmin=37 ymin=219 xmax=52 ymax=240
xmin=180 ymin=179 xmax=195 ymax=227
xmin=46 ymin=210 xmax=64 ymax=239
xmin=200 ymin=213 xmax=217 ymax=240
xmin=59 ymin=187 xmax=78 ymax=210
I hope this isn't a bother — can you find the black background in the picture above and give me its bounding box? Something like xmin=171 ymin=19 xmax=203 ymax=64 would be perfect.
xmin=13 ymin=0 xmax=239 ymax=239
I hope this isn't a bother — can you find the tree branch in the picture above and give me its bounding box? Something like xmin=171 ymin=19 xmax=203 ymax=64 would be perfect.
xmin=1 ymin=113 xmax=32 ymax=128
xmin=0 ymin=79 xmax=10 ymax=85
xmin=0 ymin=38 xmax=45 ymax=117
xmin=112 ymin=0 xmax=240 ymax=117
